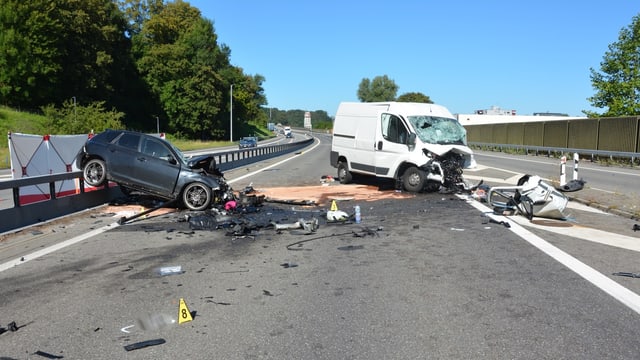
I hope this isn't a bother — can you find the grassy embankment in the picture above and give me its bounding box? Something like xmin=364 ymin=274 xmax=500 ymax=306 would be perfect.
xmin=0 ymin=105 xmax=269 ymax=170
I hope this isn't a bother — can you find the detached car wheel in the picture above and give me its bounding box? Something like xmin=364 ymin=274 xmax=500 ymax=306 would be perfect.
xmin=182 ymin=182 xmax=212 ymax=211
xmin=337 ymin=161 xmax=352 ymax=184
xmin=83 ymin=158 xmax=107 ymax=187
xmin=403 ymin=167 xmax=426 ymax=192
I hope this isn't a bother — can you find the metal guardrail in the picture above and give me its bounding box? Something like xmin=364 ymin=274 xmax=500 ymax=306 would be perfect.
xmin=469 ymin=142 xmax=640 ymax=164
xmin=215 ymin=138 xmax=313 ymax=171
xmin=0 ymin=138 xmax=314 ymax=233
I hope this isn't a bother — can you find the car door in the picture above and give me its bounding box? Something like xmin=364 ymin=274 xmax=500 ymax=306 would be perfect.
xmin=134 ymin=136 xmax=181 ymax=196
xmin=375 ymin=113 xmax=411 ymax=177
xmin=107 ymin=132 xmax=142 ymax=182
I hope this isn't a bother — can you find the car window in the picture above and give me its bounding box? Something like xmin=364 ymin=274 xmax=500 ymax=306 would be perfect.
xmin=381 ymin=114 xmax=408 ymax=144
xmin=116 ymin=133 xmax=140 ymax=150
xmin=142 ymin=137 xmax=171 ymax=159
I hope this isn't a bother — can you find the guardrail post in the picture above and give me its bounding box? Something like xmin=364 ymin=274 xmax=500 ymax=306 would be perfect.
xmin=49 ymin=181 xmax=57 ymax=200
xmin=12 ymin=188 xmax=20 ymax=207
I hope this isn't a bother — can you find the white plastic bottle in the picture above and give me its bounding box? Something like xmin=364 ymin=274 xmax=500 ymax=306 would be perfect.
xmin=354 ymin=205 xmax=361 ymax=223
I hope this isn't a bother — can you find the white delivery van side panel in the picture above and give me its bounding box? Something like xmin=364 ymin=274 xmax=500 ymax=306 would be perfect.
xmin=331 ymin=102 xmax=389 ymax=176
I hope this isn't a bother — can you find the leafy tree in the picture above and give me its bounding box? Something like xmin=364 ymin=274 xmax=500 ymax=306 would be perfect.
xmin=132 ymin=1 xmax=267 ymax=140
xmin=586 ymin=14 xmax=640 ymax=117
xmin=357 ymin=75 xmax=399 ymax=102
xmin=0 ymin=0 xmax=135 ymax=109
xmin=117 ymin=0 xmax=164 ymax=37
xmin=0 ymin=0 xmax=64 ymax=108
xmin=41 ymin=100 xmax=125 ymax=134
xmin=396 ymin=92 xmax=433 ymax=103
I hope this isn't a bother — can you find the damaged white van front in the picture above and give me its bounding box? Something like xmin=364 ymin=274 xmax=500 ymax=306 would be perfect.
xmin=330 ymin=102 xmax=477 ymax=192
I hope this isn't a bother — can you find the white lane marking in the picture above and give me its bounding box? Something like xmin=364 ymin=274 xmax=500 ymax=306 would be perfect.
xmin=0 ymin=221 xmax=121 ymax=272
xmin=463 ymin=196 xmax=640 ymax=315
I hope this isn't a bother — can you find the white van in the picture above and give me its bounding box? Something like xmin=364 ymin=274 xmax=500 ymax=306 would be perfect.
xmin=329 ymin=102 xmax=476 ymax=192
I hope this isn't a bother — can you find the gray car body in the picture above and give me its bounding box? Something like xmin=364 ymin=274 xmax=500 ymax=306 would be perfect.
xmin=75 ymin=129 xmax=222 ymax=201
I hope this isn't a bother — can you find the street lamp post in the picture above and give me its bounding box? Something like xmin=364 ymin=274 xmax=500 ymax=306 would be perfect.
xmin=230 ymin=84 xmax=234 ymax=142
xmin=72 ymin=96 xmax=77 ymax=122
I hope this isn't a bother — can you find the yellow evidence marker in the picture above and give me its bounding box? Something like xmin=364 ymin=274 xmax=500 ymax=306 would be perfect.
xmin=178 ymin=298 xmax=193 ymax=324
xmin=330 ymin=200 xmax=338 ymax=211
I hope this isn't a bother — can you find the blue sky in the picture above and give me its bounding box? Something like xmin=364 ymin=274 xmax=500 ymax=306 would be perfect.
xmin=186 ymin=1 xmax=639 ymax=117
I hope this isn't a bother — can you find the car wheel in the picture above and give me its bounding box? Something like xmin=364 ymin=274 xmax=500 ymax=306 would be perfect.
xmin=337 ymin=161 xmax=352 ymax=184
xmin=83 ymin=158 xmax=107 ymax=187
xmin=182 ymin=182 xmax=212 ymax=211
xmin=402 ymin=167 xmax=426 ymax=192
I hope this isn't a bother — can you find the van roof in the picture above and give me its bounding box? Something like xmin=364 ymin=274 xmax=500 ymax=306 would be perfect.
xmin=337 ymin=102 xmax=454 ymax=118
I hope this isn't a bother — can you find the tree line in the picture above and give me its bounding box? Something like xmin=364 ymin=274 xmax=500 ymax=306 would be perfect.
xmin=0 ymin=0 xmax=277 ymax=139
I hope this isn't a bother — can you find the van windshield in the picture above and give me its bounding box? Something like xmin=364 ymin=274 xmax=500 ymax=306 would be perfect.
xmin=407 ymin=116 xmax=467 ymax=145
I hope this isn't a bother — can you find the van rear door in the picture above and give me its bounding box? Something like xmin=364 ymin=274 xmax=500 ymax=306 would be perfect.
xmin=374 ymin=113 xmax=411 ymax=177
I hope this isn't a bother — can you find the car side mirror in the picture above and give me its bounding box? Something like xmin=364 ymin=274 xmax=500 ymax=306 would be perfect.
xmin=168 ymin=155 xmax=178 ymax=165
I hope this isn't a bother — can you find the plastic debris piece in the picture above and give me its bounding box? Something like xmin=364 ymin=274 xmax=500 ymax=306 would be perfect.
xmin=557 ymin=179 xmax=586 ymax=192
xmin=489 ymin=219 xmax=511 ymax=228
xmin=612 ymin=272 xmax=640 ymax=278
xmin=225 ymin=200 xmax=237 ymax=211
xmin=124 ymin=338 xmax=166 ymax=352
xmin=33 ymin=350 xmax=63 ymax=359
xmin=280 ymin=262 xmax=298 ymax=268
xmin=188 ymin=214 xmax=218 ymax=230
xmin=136 ymin=314 xmax=176 ymax=331
xmin=7 ymin=321 xmax=18 ymax=332
xmin=633 ymin=224 xmax=640 ymax=232
xmin=157 ymin=266 xmax=183 ymax=276
xmin=337 ymin=245 xmax=364 ymax=251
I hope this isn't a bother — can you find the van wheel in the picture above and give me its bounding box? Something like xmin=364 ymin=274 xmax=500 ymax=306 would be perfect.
xmin=402 ymin=167 xmax=426 ymax=192
xmin=337 ymin=161 xmax=352 ymax=184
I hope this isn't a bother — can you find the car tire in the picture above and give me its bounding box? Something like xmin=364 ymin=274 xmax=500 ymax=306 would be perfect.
xmin=83 ymin=158 xmax=107 ymax=187
xmin=337 ymin=161 xmax=352 ymax=184
xmin=402 ymin=167 xmax=426 ymax=192
xmin=182 ymin=182 xmax=212 ymax=211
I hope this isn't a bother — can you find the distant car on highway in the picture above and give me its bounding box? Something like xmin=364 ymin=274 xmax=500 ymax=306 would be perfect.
xmin=75 ymin=129 xmax=233 ymax=211
xmin=238 ymin=137 xmax=258 ymax=149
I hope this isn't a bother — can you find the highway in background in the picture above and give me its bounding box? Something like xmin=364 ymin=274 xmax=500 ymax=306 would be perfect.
xmin=1 ymin=135 xmax=640 ymax=358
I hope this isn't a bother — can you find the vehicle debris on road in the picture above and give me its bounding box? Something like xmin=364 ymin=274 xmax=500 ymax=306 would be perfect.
xmin=486 ymin=174 xmax=569 ymax=220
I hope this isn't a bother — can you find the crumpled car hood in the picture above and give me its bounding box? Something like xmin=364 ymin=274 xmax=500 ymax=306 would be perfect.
xmin=187 ymin=154 xmax=216 ymax=171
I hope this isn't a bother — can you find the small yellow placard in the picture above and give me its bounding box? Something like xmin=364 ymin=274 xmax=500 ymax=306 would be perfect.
xmin=178 ymin=298 xmax=193 ymax=324
xmin=330 ymin=200 xmax=338 ymax=211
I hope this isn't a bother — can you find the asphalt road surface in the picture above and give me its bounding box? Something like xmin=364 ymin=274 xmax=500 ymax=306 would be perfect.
xmin=1 ymin=133 xmax=640 ymax=359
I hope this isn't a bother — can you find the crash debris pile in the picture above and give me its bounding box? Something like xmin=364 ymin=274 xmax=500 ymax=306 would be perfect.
xmin=471 ymin=174 xmax=570 ymax=220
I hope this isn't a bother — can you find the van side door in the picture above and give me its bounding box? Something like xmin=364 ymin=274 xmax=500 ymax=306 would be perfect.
xmin=375 ymin=113 xmax=411 ymax=177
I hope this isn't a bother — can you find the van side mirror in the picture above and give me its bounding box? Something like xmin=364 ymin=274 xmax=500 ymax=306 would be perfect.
xmin=408 ymin=133 xmax=416 ymax=150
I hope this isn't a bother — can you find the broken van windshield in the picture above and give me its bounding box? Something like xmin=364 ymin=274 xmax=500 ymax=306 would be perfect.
xmin=407 ymin=116 xmax=467 ymax=145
